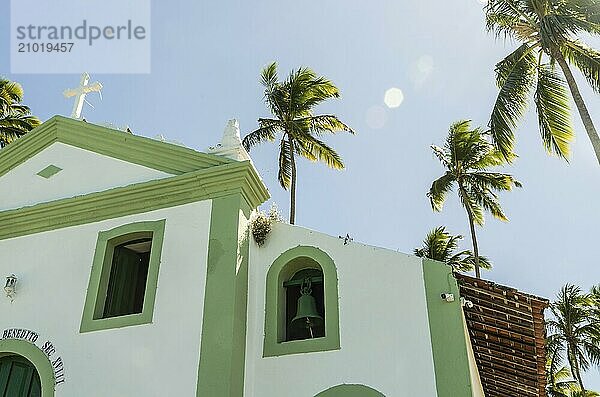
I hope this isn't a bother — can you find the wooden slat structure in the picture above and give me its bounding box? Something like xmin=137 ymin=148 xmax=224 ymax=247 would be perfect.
xmin=456 ymin=274 xmax=549 ymax=397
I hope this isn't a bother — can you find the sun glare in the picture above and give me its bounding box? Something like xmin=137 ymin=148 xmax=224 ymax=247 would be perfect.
xmin=384 ymin=88 xmax=404 ymax=108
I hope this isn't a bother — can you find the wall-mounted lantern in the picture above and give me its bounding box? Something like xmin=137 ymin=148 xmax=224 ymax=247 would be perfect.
xmin=4 ymin=274 xmax=17 ymax=301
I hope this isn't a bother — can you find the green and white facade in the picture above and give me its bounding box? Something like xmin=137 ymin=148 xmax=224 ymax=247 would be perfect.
xmin=0 ymin=117 xmax=484 ymax=396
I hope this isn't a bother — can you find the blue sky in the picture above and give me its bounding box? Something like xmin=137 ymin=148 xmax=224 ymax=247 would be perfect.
xmin=3 ymin=0 xmax=600 ymax=387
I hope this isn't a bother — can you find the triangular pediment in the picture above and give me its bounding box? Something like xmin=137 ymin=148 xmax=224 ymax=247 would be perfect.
xmin=0 ymin=116 xmax=234 ymax=211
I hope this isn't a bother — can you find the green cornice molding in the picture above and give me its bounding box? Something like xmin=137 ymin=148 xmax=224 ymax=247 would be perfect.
xmin=0 ymin=115 xmax=233 ymax=177
xmin=0 ymin=160 xmax=269 ymax=241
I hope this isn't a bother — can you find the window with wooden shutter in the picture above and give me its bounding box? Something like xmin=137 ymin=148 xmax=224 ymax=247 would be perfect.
xmin=0 ymin=355 xmax=41 ymax=397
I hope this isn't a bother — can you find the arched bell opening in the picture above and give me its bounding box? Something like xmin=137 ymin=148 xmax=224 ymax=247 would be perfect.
xmin=264 ymin=245 xmax=340 ymax=357
xmin=284 ymin=267 xmax=325 ymax=341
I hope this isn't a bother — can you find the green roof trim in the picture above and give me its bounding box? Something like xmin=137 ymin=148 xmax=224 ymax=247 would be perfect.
xmin=0 ymin=115 xmax=269 ymax=241
xmin=0 ymin=116 xmax=233 ymax=178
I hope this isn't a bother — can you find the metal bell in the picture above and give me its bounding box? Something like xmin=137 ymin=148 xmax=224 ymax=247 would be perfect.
xmin=291 ymin=278 xmax=323 ymax=332
xmin=291 ymin=293 xmax=323 ymax=328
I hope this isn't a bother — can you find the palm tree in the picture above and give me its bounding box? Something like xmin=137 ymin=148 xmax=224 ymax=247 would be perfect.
xmin=0 ymin=78 xmax=40 ymax=148
xmin=571 ymin=391 xmax=600 ymax=397
xmin=547 ymin=334 xmax=582 ymax=397
xmin=427 ymin=120 xmax=521 ymax=278
xmin=546 ymin=284 xmax=600 ymax=392
xmin=486 ymin=0 xmax=600 ymax=164
xmin=590 ymin=284 xmax=600 ymax=305
xmin=414 ymin=226 xmax=492 ymax=272
xmin=242 ymin=62 xmax=354 ymax=224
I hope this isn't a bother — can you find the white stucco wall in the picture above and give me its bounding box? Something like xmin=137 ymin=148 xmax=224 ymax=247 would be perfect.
xmin=244 ymin=222 xmax=438 ymax=397
xmin=0 ymin=142 xmax=173 ymax=211
xmin=0 ymin=201 xmax=212 ymax=396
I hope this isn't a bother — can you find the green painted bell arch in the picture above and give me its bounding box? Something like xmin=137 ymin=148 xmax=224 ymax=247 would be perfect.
xmin=315 ymin=384 xmax=385 ymax=396
xmin=0 ymin=339 xmax=55 ymax=397
xmin=264 ymin=245 xmax=341 ymax=357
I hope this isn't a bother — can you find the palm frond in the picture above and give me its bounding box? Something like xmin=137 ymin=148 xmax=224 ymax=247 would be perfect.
xmin=453 ymin=252 xmax=493 ymax=271
xmin=470 ymin=147 xmax=507 ymax=169
xmin=303 ymin=114 xmax=355 ymax=135
xmin=549 ymin=2 xmax=600 ymax=36
xmin=489 ymin=43 xmax=538 ymax=160
xmin=571 ymin=391 xmax=600 ymax=397
xmin=0 ymin=104 xmax=40 ymax=148
xmin=485 ymin=0 xmax=536 ymax=32
xmin=414 ymin=226 xmax=492 ymax=272
xmin=416 ymin=226 xmax=461 ymax=258
xmin=563 ymin=40 xmax=600 ymax=93
xmin=431 ymin=144 xmax=451 ymax=169
xmin=486 ymin=10 xmax=532 ymax=40
xmin=576 ymin=0 xmax=600 ymax=28
xmin=534 ymin=64 xmax=574 ymax=159
xmin=0 ymin=79 xmax=25 ymax=110
xmin=260 ymin=62 xmax=278 ymax=90
xmin=242 ymin=118 xmax=280 ymax=151
xmin=465 ymin=171 xmax=522 ymax=191
xmin=445 ymin=120 xmax=480 ymax=166
xmin=470 ymin=184 xmax=509 ymax=221
xmin=294 ymin=134 xmax=345 ymax=169
xmin=427 ymin=172 xmax=456 ymax=212
xmin=413 ymin=226 xmax=459 ymax=262
xmin=539 ymin=14 xmax=574 ymax=49
xmin=259 ymin=62 xmax=288 ymax=120
xmin=285 ymin=68 xmax=341 ymax=116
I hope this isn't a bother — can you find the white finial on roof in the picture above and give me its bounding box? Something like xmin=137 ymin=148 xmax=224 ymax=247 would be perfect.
xmin=63 ymin=72 xmax=103 ymax=119
xmin=208 ymin=119 xmax=251 ymax=161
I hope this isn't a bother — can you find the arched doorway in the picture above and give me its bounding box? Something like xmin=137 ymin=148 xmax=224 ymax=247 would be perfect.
xmin=0 ymin=355 xmax=42 ymax=396
xmin=315 ymin=384 xmax=385 ymax=396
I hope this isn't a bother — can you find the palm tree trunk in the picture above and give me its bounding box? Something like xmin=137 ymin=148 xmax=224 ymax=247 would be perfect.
xmin=289 ymin=139 xmax=297 ymax=225
xmin=568 ymin=348 xmax=586 ymax=392
xmin=555 ymin=52 xmax=600 ymax=166
xmin=466 ymin=209 xmax=481 ymax=279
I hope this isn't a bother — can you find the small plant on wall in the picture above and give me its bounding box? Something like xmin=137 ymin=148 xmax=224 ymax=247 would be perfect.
xmin=251 ymin=204 xmax=282 ymax=246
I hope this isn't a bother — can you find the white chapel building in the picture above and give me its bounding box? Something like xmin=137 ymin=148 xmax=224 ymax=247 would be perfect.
xmin=0 ymin=116 xmax=548 ymax=397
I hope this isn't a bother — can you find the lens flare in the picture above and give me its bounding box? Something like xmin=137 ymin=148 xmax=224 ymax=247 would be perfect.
xmin=366 ymin=105 xmax=387 ymax=129
xmin=384 ymin=88 xmax=404 ymax=108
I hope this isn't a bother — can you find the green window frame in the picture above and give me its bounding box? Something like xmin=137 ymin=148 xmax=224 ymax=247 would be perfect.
xmin=0 ymin=355 xmax=41 ymax=396
xmin=0 ymin=339 xmax=55 ymax=397
xmin=263 ymin=246 xmax=340 ymax=357
xmin=80 ymin=219 xmax=166 ymax=333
